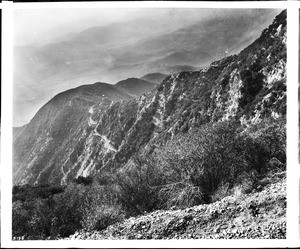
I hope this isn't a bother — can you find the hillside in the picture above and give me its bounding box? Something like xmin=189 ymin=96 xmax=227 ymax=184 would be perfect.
xmin=13 ymin=82 xmax=133 ymax=184
xmin=68 ymin=173 xmax=285 ymax=240
xmin=13 ymin=10 xmax=286 ymax=186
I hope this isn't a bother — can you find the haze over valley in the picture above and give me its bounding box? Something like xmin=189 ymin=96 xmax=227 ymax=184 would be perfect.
xmin=14 ymin=8 xmax=280 ymax=126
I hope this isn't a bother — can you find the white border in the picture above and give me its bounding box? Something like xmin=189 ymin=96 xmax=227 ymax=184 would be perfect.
xmin=10 ymin=1 xmax=289 ymax=10
xmin=1 ymin=0 xmax=14 ymax=248
xmin=1 ymin=1 xmax=300 ymax=248
xmin=287 ymin=3 xmax=299 ymax=242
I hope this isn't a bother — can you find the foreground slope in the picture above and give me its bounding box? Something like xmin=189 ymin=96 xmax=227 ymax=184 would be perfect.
xmin=68 ymin=173 xmax=285 ymax=240
xmin=13 ymin=10 xmax=286 ymax=185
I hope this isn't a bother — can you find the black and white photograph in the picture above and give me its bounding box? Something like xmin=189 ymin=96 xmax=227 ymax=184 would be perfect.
xmin=5 ymin=0 xmax=300 ymax=247
xmin=9 ymin=6 xmax=288 ymax=241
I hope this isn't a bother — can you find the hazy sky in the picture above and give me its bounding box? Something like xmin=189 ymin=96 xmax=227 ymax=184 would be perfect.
xmin=14 ymin=8 xmax=248 ymax=47
xmin=14 ymin=8 xmax=139 ymax=46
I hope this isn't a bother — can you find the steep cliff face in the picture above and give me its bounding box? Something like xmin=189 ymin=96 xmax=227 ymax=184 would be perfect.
xmin=13 ymin=11 xmax=286 ymax=185
xmin=13 ymin=83 xmax=134 ymax=184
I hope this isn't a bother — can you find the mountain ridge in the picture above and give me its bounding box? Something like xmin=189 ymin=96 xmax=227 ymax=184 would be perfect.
xmin=13 ymin=10 xmax=286 ymax=185
xmin=115 ymin=78 xmax=157 ymax=97
xmin=14 ymin=9 xmax=279 ymax=126
xmin=140 ymin=73 xmax=168 ymax=84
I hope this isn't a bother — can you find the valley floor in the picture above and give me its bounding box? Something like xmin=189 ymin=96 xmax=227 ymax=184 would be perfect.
xmin=67 ymin=172 xmax=286 ymax=240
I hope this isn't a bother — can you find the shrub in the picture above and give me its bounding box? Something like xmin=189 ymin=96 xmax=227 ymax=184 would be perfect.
xmin=26 ymin=198 xmax=54 ymax=239
xmin=51 ymin=184 xmax=86 ymax=237
xmin=155 ymin=119 xmax=284 ymax=206
xmin=156 ymin=121 xmax=248 ymax=204
xmin=95 ymin=171 xmax=115 ymax=185
xmin=236 ymin=135 xmax=269 ymax=174
xmin=12 ymin=180 xmax=127 ymax=239
xmin=12 ymin=197 xmax=55 ymax=239
xmin=12 ymin=200 xmax=32 ymax=238
xmin=81 ymin=204 xmax=124 ymax=231
xmin=115 ymin=155 xmax=166 ymax=216
xmin=80 ymin=183 xmax=124 ymax=231
xmin=158 ymin=182 xmax=202 ymax=209
xmin=188 ymin=122 xmax=248 ymax=202
xmin=242 ymin=117 xmax=286 ymax=171
xmin=12 ymin=184 xmax=64 ymax=202
xmin=73 ymin=175 xmax=93 ymax=186
xmin=211 ymin=182 xmax=230 ymax=203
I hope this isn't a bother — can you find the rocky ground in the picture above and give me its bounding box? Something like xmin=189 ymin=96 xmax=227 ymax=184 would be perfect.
xmin=67 ymin=172 xmax=286 ymax=240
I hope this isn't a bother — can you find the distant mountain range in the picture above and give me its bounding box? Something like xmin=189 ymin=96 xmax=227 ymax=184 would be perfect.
xmin=14 ymin=9 xmax=279 ymax=126
xmin=140 ymin=73 xmax=168 ymax=84
xmin=115 ymin=78 xmax=157 ymax=97
xmin=13 ymin=10 xmax=286 ymax=185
